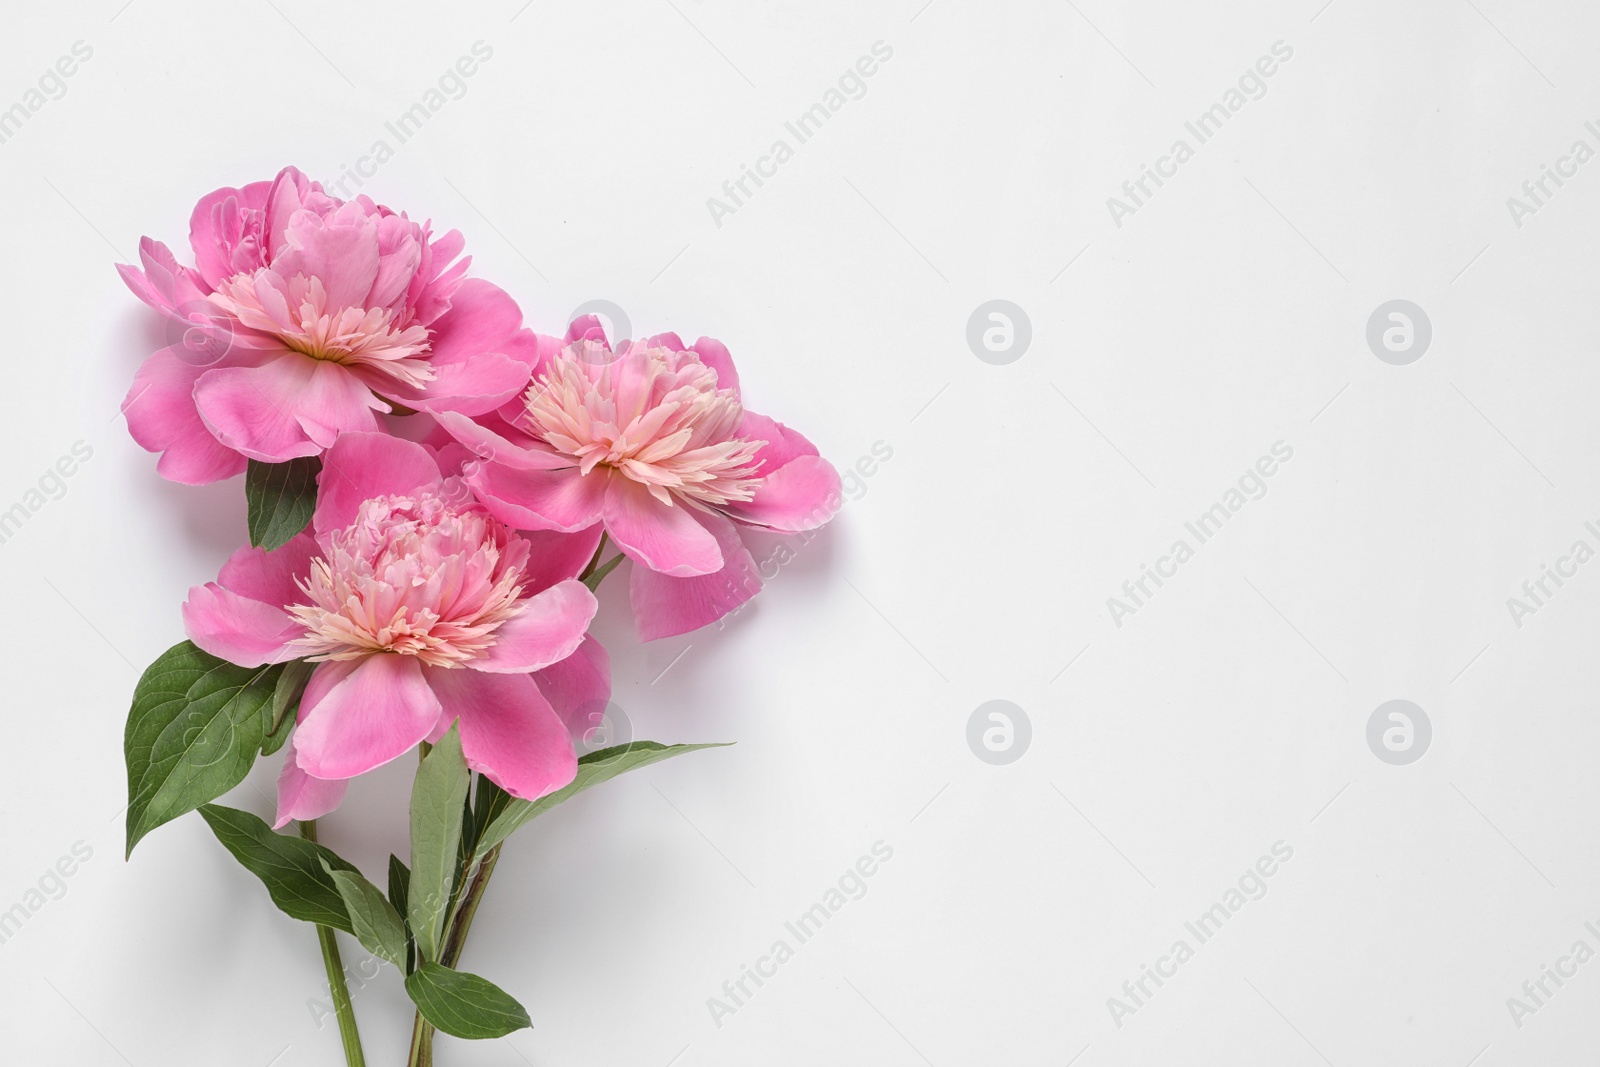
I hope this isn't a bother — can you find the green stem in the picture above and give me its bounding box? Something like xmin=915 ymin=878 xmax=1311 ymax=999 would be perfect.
xmin=300 ymin=820 xmax=366 ymax=1067
xmin=405 ymin=843 xmax=505 ymax=1066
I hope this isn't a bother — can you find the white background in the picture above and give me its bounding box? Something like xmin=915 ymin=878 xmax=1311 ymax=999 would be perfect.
xmin=2 ymin=0 xmax=1598 ymax=1064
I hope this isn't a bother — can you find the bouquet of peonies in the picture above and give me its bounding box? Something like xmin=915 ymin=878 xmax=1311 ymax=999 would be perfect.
xmin=118 ymin=166 xmax=839 ymax=1065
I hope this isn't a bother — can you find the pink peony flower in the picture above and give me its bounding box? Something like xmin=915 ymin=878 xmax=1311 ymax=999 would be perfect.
xmin=431 ymin=321 xmax=841 ymax=640
xmin=119 ymin=166 xmax=537 ymax=483
xmin=179 ymin=432 xmax=608 ymax=826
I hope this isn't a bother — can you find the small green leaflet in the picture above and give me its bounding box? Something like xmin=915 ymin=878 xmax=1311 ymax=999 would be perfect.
xmin=323 ymin=859 xmax=408 ymax=966
xmin=245 ymin=456 xmax=321 ymax=550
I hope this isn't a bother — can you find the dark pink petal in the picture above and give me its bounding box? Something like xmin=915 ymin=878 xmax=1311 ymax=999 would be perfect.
xmin=194 ymin=356 xmax=388 ymax=463
xmin=603 ymin=478 xmax=723 ymax=577
xmin=465 ymin=463 xmax=607 ymax=532
xmin=736 ymin=410 xmax=820 ymax=477
xmin=293 ymin=655 xmax=442 ymax=779
xmin=723 ymin=455 xmax=843 ymax=532
xmin=426 ymin=668 xmax=577 ymax=801
xmin=644 ymin=331 xmax=686 ymax=351
xmin=182 ymin=583 xmax=303 ymax=667
xmin=471 ymin=580 xmax=597 ymax=674
xmin=189 ymin=180 xmax=272 ymax=290
xmin=630 ymin=510 xmax=762 ymax=640
xmin=314 ymin=432 xmax=442 ymax=538
xmin=427 ymin=279 xmax=525 ymax=366
xmin=533 ymin=636 xmax=612 ymax=741
xmin=122 ymin=347 xmax=248 ymax=485
xmin=273 ymin=734 xmax=348 ymax=828
xmin=217 ymin=531 xmax=319 ymax=606
xmin=404 ymin=352 xmax=531 ymax=417
xmin=517 ymin=526 xmax=604 ymax=595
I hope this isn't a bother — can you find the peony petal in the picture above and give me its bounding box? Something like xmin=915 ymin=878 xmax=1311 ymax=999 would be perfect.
xmin=603 ymin=477 xmax=723 ymax=577
xmin=690 ymin=337 xmax=741 ymax=397
xmin=533 ymin=635 xmax=612 ymax=741
xmin=426 ymin=279 xmax=526 ymax=365
xmin=183 ymin=583 xmax=303 ymax=667
xmin=122 ymin=346 xmax=248 ymax=485
xmin=516 ymin=526 xmax=604 ymax=595
xmin=293 ymin=655 xmax=442 ymax=779
xmin=736 ymin=410 xmax=819 ymax=477
xmin=314 ymin=432 xmax=442 ymax=538
xmin=432 ymin=410 xmax=569 ymax=471
xmin=217 ymin=531 xmax=319 ymax=606
xmin=471 ymin=580 xmax=597 ymax=674
xmin=404 ymin=352 xmax=531 ymax=417
xmin=466 ymin=462 xmax=607 ymax=532
xmin=723 ymin=455 xmax=843 ymax=532
xmin=426 ymin=668 xmax=577 ymax=801
xmin=630 ymin=510 xmax=762 ymax=640
xmin=273 ymin=734 xmax=348 ymax=828
xmin=194 ymin=356 xmax=388 ymax=464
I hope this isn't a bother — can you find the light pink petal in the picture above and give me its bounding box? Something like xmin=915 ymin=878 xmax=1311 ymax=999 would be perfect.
xmin=122 ymin=347 xmax=248 ymax=485
xmin=723 ymin=455 xmax=843 ymax=532
xmin=426 ymin=668 xmax=577 ymax=801
xmin=293 ymin=655 xmax=442 ymax=779
xmin=465 ymin=462 xmax=607 ymax=532
xmin=297 ymin=660 xmax=358 ymax=724
xmin=517 ymin=526 xmax=604 ymax=595
xmin=630 ymin=510 xmax=762 ymax=640
xmin=273 ymin=735 xmax=349 ymax=828
xmin=432 ymin=410 xmax=570 ymax=471
xmin=533 ymin=636 xmax=612 ymax=741
xmin=471 ymin=580 xmax=597 ymax=674
xmin=182 ymin=583 xmax=303 ymax=667
xmin=217 ymin=531 xmax=319 ymax=605
xmin=273 ymin=212 xmax=382 ymax=310
xmin=736 ymin=410 xmax=819 ymax=477
xmin=314 ymin=432 xmax=442 ymax=537
xmin=194 ymin=356 xmax=387 ymax=464
xmin=603 ymin=477 xmax=723 ymax=577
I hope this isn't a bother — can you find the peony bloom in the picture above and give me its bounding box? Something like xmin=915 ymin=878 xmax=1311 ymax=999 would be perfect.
xmin=119 ymin=166 xmax=536 ymax=483
xmin=180 ymin=432 xmax=608 ymax=826
xmin=431 ymin=321 xmax=841 ymax=640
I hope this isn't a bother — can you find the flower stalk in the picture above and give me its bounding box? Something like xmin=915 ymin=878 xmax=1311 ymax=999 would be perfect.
xmin=300 ymin=820 xmax=366 ymax=1067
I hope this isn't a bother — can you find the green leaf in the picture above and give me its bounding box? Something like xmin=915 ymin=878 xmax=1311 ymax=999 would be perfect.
xmin=404 ymin=962 xmax=531 ymax=1039
xmin=322 ymin=859 xmax=408 ymax=966
xmin=261 ymin=659 xmax=313 ymax=756
xmin=468 ymin=774 xmax=513 ymax=857
xmin=125 ymin=641 xmax=283 ymax=857
xmin=245 ymin=456 xmax=321 ymax=550
xmin=475 ymin=742 xmax=730 ymax=859
xmin=581 ymin=553 xmax=626 ymax=592
xmin=388 ymin=855 xmax=415 ymax=973
xmin=196 ymin=804 xmax=360 ymax=933
xmin=409 ymin=724 xmax=469 ymax=963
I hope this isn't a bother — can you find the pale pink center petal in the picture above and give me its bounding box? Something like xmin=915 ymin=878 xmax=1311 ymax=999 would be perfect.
xmin=518 ymin=341 xmax=766 ymax=508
